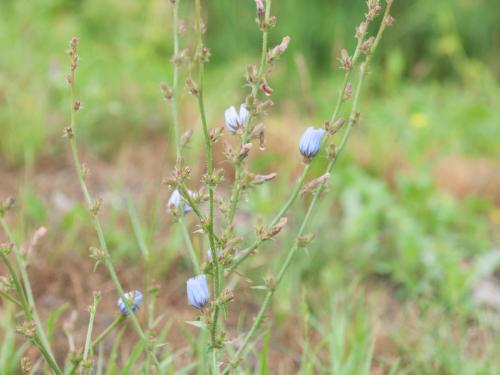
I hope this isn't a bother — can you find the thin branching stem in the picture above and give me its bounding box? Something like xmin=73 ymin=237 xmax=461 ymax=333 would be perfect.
xmin=169 ymin=0 xmax=200 ymax=274
xmin=226 ymin=0 xmax=272 ymax=226
xmin=92 ymin=314 xmax=127 ymax=347
xmin=171 ymin=0 xmax=182 ymax=160
xmin=0 ymin=289 xmax=22 ymax=308
xmin=227 ymin=1 xmax=369 ymax=275
xmin=0 ymin=219 xmax=62 ymax=374
xmin=66 ymin=55 xmax=161 ymax=371
xmin=82 ymin=293 xmax=100 ymax=372
xmin=223 ymin=2 xmax=394 ymax=371
xmin=193 ymin=0 xmax=221 ymax=356
xmin=227 ymin=164 xmax=310 ymax=273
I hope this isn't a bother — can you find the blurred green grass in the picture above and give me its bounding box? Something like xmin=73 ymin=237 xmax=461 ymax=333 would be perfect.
xmin=0 ymin=0 xmax=499 ymax=373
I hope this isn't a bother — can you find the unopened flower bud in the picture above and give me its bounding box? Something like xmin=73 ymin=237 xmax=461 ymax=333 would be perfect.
xmin=209 ymin=126 xmax=224 ymax=143
xmin=260 ymin=217 xmax=288 ymax=240
xmin=218 ymin=289 xmax=234 ymax=305
xmin=246 ymin=64 xmax=258 ymax=84
xmin=16 ymin=321 xmax=37 ymax=338
xmin=90 ymin=198 xmax=102 ymax=216
xmin=256 ymin=99 xmax=274 ymax=114
xmin=250 ymin=123 xmax=265 ymax=140
xmin=299 ymin=127 xmax=325 ymax=160
xmin=355 ymin=21 xmax=368 ymax=40
xmin=0 ymin=196 xmax=15 ymax=217
xmin=239 ymin=143 xmax=253 ymax=161
xmin=185 ymin=77 xmax=199 ymax=95
xmin=161 ymin=82 xmax=174 ymax=100
xmin=21 ymin=357 xmax=31 ymax=374
xmin=361 ymin=36 xmax=375 ymax=55
xmin=300 ymin=173 xmax=330 ymax=197
xmin=260 ymin=77 xmax=273 ymax=96
xmin=264 ymin=274 xmax=276 ymax=290
xmin=343 ymin=82 xmax=353 ymax=101
xmin=89 ymin=246 xmax=108 ymax=270
xmin=267 ymin=36 xmax=291 ymax=64
xmin=0 ymin=242 xmax=13 ymax=255
xmin=385 ymin=14 xmax=395 ymax=27
xmin=326 ymin=117 xmax=346 ymax=135
xmin=255 ymin=0 xmax=266 ymax=29
xmin=298 ymin=233 xmax=316 ymax=247
xmin=338 ymin=48 xmax=352 ymax=70
xmin=63 ymin=127 xmax=73 ymax=139
xmin=251 ymin=172 xmax=277 ymax=185
xmin=180 ymin=129 xmax=194 ymax=147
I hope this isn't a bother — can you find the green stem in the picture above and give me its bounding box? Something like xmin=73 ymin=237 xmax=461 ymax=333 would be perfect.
xmin=66 ymin=314 xmax=125 ymax=375
xmin=0 ymin=289 xmax=22 ymax=308
xmin=227 ymin=164 xmax=310 ymax=273
xmin=194 ymin=0 xmax=221 ymax=354
xmin=0 ymin=251 xmax=30 ymax=313
xmin=226 ymin=0 xmax=272 ymax=226
xmin=0 ymin=219 xmax=62 ymax=375
xmin=67 ymin=77 xmax=160 ymax=371
xmin=32 ymin=336 xmax=63 ymax=375
xmin=177 ymin=184 xmax=222 ymax=245
xmin=227 ymin=13 xmax=368 ymax=275
xmin=92 ymin=314 xmax=126 ymax=347
xmin=171 ymin=0 xmax=182 ymax=160
xmin=224 ymin=3 xmax=394 ymax=371
xmin=82 ymin=295 xmax=100 ymax=371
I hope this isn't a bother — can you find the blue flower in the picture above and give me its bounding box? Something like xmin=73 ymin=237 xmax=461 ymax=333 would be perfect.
xmin=225 ymin=104 xmax=250 ymax=134
xmin=299 ymin=127 xmax=325 ymax=159
xmin=167 ymin=189 xmax=192 ymax=214
xmin=187 ymin=274 xmax=210 ymax=309
xmin=117 ymin=290 xmax=143 ymax=315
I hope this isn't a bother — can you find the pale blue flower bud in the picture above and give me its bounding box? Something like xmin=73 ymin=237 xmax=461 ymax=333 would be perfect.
xmin=225 ymin=104 xmax=250 ymax=134
xmin=167 ymin=189 xmax=192 ymax=214
xmin=299 ymin=127 xmax=325 ymax=158
xmin=186 ymin=274 xmax=210 ymax=309
xmin=117 ymin=290 xmax=143 ymax=315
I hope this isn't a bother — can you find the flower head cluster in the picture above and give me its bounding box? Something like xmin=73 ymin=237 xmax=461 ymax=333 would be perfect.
xmin=167 ymin=189 xmax=192 ymax=214
xmin=299 ymin=127 xmax=325 ymax=159
xmin=117 ymin=290 xmax=143 ymax=315
xmin=186 ymin=274 xmax=210 ymax=309
xmin=225 ymin=104 xmax=250 ymax=134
